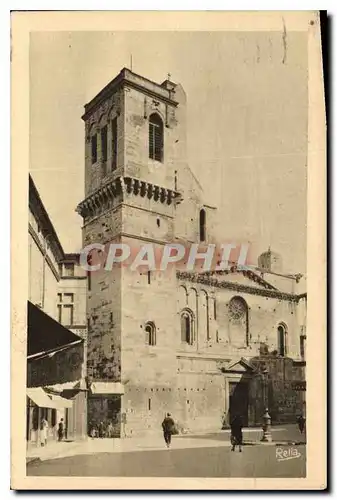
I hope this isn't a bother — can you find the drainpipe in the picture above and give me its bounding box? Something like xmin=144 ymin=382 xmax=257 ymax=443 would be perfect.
xmin=41 ymin=234 xmax=52 ymax=310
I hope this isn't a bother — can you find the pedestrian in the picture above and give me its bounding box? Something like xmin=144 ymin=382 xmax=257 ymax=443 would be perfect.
xmin=57 ymin=418 xmax=64 ymax=442
xmin=40 ymin=417 xmax=49 ymax=447
xmin=98 ymin=421 xmax=105 ymax=438
xmin=230 ymin=415 xmax=243 ymax=452
xmin=297 ymin=414 xmax=306 ymax=434
xmin=162 ymin=413 xmax=175 ymax=448
xmin=106 ymin=421 xmax=113 ymax=438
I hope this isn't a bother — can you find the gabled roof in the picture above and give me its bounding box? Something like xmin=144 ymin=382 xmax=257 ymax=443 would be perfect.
xmin=202 ymin=267 xmax=278 ymax=291
xmin=177 ymin=269 xmax=305 ymax=302
xmin=224 ymin=357 xmax=257 ymax=373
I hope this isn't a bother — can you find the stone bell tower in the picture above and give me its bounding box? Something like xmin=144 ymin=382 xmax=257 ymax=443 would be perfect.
xmin=77 ymin=68 xmax=188 ymax=436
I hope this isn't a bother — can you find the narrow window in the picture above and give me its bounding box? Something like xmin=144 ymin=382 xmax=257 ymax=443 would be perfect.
xmin=91 ymin=135 xmax=97 ymax=164
xmin=148 ymin=398 xmax=151 ymax=411
xmin=156 ymin=217 xmax=160 ymax=228
xmin=181 ymin=310 xmax=193 ymax=345
xmin=145 ymin=322 xmax=156 ymax=346
xmin=300 ymin=334 xmax=306 ymax=360
xmin=111 ymin=118 xmax=118 ymax=170
xmin=200 ymin=209 xmax=206 ymax=242
xmin=214 ymin=298 xmax=217 ymax=320
xmin=57 ymin=293 xmax=74 ymax=326
xmin=147 ymin=271 xmax=151 ymax=285
xmin=149 ymin=114 xmax=164 ymax=162
xmin=277 ymin=324 xmax=287 ymax=357
xmin=63 ymin=304 xmax=74 ymax=326
xmin=87 ymin=254 xmax=92 ymax=292
xmin=101 ymin=125 xmax=108 ymax=162
xmin=57 ymin=304 xmax=62 ymax=323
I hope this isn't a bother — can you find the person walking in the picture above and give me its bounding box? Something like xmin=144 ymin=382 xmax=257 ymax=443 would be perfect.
xmin=230 ymin=415 xmax=243 ymax=452
xmin=98 ymin=421 xmax=105 ymax=438
xmin=162 ymin=413 xmax=175 ymax=448
xmin=40 ymin=418 xmax=49 ymax=447
xmin=297 ymin=414 xmax=306 ymax=434
xmin=106 ymin=421 xmax=113 ymax=438
xmin=57 ymin=418 xmax=64 ymax=442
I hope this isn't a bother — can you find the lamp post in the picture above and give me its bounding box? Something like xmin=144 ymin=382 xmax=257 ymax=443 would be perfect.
xmin=261 ymin=367 xmax=272 ymax=442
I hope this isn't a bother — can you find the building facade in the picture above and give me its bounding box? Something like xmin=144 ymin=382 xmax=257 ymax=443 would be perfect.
xmin=27 ymin=175 xmax=88 ymax=445
xmin=76 ymin=68 xmax=307 ymax=437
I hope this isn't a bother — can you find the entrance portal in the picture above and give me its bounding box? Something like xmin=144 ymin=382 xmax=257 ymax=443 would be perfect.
xmin=229 ymin=381 xmax=249 ymax=427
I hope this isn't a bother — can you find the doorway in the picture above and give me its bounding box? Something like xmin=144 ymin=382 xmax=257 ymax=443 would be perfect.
xmin=229 ymin=381 xmax=249 ymax=427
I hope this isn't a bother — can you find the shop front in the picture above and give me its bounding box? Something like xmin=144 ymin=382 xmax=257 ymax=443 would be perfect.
xmin=27 ymin=302 xmax=86 ymax=445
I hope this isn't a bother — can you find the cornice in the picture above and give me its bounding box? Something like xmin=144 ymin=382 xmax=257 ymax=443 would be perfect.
xmin=82 ymin=68 xmax=178 ymax=121
xmin=29 ymin=175 xmax=65 ymax=262
xmin=177 ymin=271 xmax=303 ymax=302
xmin=76 ymin=175 xmax=182 ymax=222
xmin=29 ymin=224 xmax=60 ymax=281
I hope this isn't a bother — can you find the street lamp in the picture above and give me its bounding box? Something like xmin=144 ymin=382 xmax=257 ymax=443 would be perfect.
xmin=261 ymin=367 xmax=272 ymax=443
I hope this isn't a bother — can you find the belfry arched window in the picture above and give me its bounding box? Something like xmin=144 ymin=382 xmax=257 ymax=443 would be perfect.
xmin=149 ymin=113 xmax=164 ymax=162
xmin=181 ymin=309 xmax=194 ymax=345
xmin=200 ymin=209 xmax=206 ymax=242
xmin=277 ymin=323 xmax=287 ymax=357
xmin=145 ymin=321 xmax=156 ymax=346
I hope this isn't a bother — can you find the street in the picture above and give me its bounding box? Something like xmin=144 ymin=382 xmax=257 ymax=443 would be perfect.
xmin=27 ymin=442 xmax=306 ymax=478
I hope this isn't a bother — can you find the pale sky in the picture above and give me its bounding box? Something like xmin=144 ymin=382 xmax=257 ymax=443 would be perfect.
xmin=30 ymin=30 xmax=307 ymax=273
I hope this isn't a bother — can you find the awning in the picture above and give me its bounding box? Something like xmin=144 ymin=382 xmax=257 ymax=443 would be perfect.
xmin=27 ymin=388 xmax=73 ymax=409
xmin=27 ymin=301 xmax=83 ymax=358
xmin=49 ymin=394 xmax=73 ymax=409
xmin=27 ymin=388 xmax=57 ymax=409
xmin=90 ymin=382 xmax=124 ymax=395
xmin=45 ymin=379 xmax=87 ymax=392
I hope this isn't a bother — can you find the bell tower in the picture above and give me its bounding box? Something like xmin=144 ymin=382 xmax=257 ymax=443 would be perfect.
xmin=77 ymin=68 xmax=188 ymax=435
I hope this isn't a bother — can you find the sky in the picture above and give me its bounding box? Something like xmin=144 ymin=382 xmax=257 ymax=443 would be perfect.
xmin=30 ymin=30 xmax=308 ymax=273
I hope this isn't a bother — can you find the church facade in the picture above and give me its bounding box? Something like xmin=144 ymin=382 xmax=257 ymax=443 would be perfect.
xmin=77 ymin=68 xmax=307 ymax=437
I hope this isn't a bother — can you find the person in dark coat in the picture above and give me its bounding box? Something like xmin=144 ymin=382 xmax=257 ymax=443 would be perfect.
xmin=98 ymin=421 xmax=105 ymax=438
xmin=297 ymin=414 xmax=306 ymax=434
xmin=161 ymin=413 xmax=175 ymax=448
xmin=230 ymin=415 xmax=243 ymax=452
xmin=57 ymin=418 xmax=64 ymax=442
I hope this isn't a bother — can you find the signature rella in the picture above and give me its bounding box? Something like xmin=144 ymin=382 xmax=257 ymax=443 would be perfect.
xmin=276 ymin=447 xmax=302 ymax=462
xmin=79 ymin=243 xmax=253 ymax=272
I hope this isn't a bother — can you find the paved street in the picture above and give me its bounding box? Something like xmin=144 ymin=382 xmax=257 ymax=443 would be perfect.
xmin=27 ymin=427 xmax=306 ymax=478
xmin=27 ymin=444 xmax=306 ymax=478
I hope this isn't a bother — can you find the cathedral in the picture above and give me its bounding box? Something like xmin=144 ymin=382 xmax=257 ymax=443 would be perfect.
xmin=76 ymin=68 xmax=307 ymax=437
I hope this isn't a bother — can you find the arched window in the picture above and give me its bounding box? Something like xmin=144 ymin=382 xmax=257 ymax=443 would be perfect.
xmin=180 ymin=309 xmax=194 ymax=345
xmin=149 ymin=113 xmax=164 ymax=162
xmin=200 ymin=209 xmax=206 ymax=242
xmin=277 ymin=323 xmax=287 ymax=357
xmin=145 ymin=321 xmax=156 ymax=346
xmin=228 ymin=296 xmax=249 ymax=346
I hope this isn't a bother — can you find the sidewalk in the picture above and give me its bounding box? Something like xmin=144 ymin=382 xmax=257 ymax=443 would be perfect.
xmin=26 ymin=425 xmax=306 ymax=464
